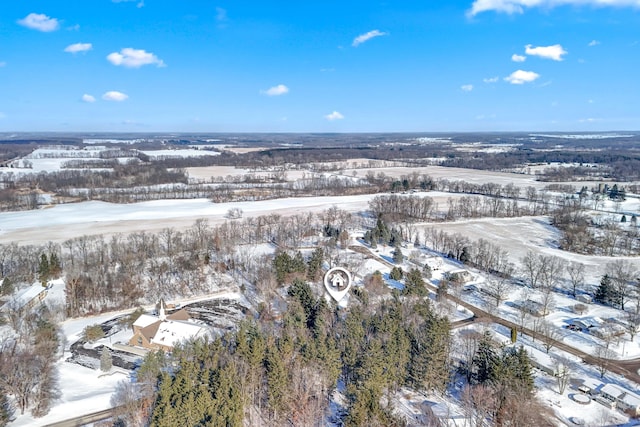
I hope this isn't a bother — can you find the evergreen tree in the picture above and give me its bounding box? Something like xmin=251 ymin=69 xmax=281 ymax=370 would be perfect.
xmin=389 ymin=266 xmax=403 ymax=281
xmin=459 ymin=246 xmax=471 ymax=264
xmin=273 ymin=251 xmax=292 ymax=285
xmin=510 ymin=326 xmax=518 ymax=344
xmin=595 ymin=274 xmax=620 ymax=307
xmin=100 ymin=346 xmax=113 ymax=372
xmin=265 ymin=340 xmax=288 ymax=420
xmin=49 ymin=253 xmax=61 ymax=277
xmin=38 ymin=253 xmax=50 ymax=285
xmin=392 ymin=245 xmax=404 ymax=264
xmin=472 ymin=331 xmax=497 ymax=385
xmin=403 ymin=268 xmax=427 ymax=296
xmin=291 ymin=251 xmax=306 ymax=274
xmin=306 ymin=247 xmax=324 ymax=281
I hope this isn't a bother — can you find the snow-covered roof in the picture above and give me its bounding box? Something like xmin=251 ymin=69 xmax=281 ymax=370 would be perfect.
xmin=525 ymin=346 xmax=555 ymax=372
xmin=572 ymin=316 xmax=602 ymax=328
xmin=14 ymin=284 xmax=47 ymax=308
xmin=133 ymin=314 xmax=161 ymax=329
xmin=601 ymin=383 xmax=640 ymax=408
xmin=150 ymin=320 xmax=208 ymax=348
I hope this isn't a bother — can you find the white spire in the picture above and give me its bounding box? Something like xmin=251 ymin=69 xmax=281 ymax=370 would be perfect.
xmin=159 ymin=298 xmax=166 ymax=321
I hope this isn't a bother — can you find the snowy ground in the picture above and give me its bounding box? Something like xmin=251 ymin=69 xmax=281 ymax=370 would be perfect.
xmin=425 ymin=216 xmax=640 ymax=285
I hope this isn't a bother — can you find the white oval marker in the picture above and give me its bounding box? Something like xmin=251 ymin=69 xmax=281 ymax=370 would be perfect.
xmin=324 ymin=267 xmax=352 ymax=302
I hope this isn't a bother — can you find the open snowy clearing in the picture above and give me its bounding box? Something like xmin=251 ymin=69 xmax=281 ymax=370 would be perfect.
xmin=0 ymin=191 xmax=463 ymax=245
xmin=423 ymin=216 xmax=640 ymax=284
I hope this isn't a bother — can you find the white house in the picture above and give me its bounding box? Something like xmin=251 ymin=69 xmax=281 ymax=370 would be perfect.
xmin=128 ymin=300 xmax=210 ymax=352
xmin=599 ymin=383 xmax=640 ymax=415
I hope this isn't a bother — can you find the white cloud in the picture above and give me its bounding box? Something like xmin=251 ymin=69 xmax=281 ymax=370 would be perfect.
xmin=468 ymin=0 xmax=640 ymax=17
xmin=512 ymin=54 xmax=526 ymax=62
xmin=82 ymin=94 xmax=96 ymax=103
xmin=504 ymin=70 xmax=540 ymax=84
xmin=17 ymin=13 xmax=59 ymax=32
xmin=588 ymin=40 xmax=600 ymax=46
xmin=352 ymin=30 xmax=388 ymax=47
xmin=64 ymin=43 xmax=92 ymax=53
xmin=261 ymin=84 xmax=289 ymax=96
xmin=102 ymin=91 xmax=128 ymax=101
xmin=112 ymin=0 xmax=144 ymax=6
xmin=107 ymin=48 xmax=165 ymax=68
xmin=325 ymin=111 xmax=344 ymax=121
xmin=483 ymin=76 xmax=499 ymax=83
xmin=525 ymin=44 xmax=567 ymax=61
xmin=216 ymin=7 xmax=228 ymax=22
xmin=461 ymin=84 xmax=474 ymax=92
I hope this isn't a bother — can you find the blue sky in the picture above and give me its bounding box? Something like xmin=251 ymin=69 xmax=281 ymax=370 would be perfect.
xmin=1 ymin=0 xmax=639 ymax=132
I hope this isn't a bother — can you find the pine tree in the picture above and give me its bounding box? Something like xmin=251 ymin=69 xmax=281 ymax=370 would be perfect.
xmin=38 ymin=253 xmax=50 ymax=285
xmin=404 ymin=268 xmax=427 ymax=296
xmin=595 ymin=274 xmax=620 ymax=307
xmin=265 ymin=341 xmax=288 ymax=420
xmin=389 ymin=266 xmax=403 ymax=281
xmin=100 ymin=346 xmax=113 ymax=372
xmin=392 ymin=245 xmax=404 ymax=264
xmin=472 ymin=331 xmax=497 ymax=385
xmin=306 ymin=247 xmax=324 ymax=280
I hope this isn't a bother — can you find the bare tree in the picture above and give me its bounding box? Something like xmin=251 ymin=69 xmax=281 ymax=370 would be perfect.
xmin=606 ymin=260 xmax=637 ymax=311
xmin=520 ymin=251 xmax=541 ymax=289
xmin=566 ymin=262 xmax=586 ymax=298
xmin=538 ymin=320 xmax=564 ymax=353
xmin=594 ymin=345 xmax=615 ymax=378
xmin=553 ymin=358 xmax=572 ymax=395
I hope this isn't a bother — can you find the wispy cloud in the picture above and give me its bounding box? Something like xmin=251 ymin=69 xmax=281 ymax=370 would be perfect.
xmin=64 ymin=43 xmax=92 ymax=54
xmin=461 ymin=84 xmax=474 ymax=92
xmin=468 ymin=0 xmax=640 ymax=17
xmin=352 ymin=30 xmax=388 ymax=47
xmin=525 ymin=44 xmax=567 ymax=61
xmin=17 ymin=13 xmax=59 ymax=32
xmin=325 ymin=111 xmax=344 ymax=121
xmin=0 ymin=62 xmax=6 ymax=68
xmin=216 ymin=7 xmax=228 ymax=22
xmin=512 ymin=54 xmax=526 ymax=62
xmin=588 ymin=40 xmax=600 ymax=47
xmin=261 ymin=84 xmax=289 ymax=96
xmin=483 ymin=76 xmax=499 ymax=83
xmin=107 ymin=48 xmax=165 ymax=68
xmin=102 ymin=91 xmax=128 ymax=101
xmin=82 ymin=94 xmax=96 ymax=103
xmin=504 ymin=70 xmax=540 ymax=84
xmin=112 ymin=0 xmax=145 ymax=7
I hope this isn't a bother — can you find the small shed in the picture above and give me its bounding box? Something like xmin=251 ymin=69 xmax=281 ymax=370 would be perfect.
xmin=446 ymin=269 xmax=473 ymax=284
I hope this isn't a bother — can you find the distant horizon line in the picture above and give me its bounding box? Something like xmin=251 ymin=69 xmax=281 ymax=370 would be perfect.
xmin=0 ymin=130 xmax=638 ymax=136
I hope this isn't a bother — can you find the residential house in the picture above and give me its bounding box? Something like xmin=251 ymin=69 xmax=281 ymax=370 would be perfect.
xmin=446 ymin=269 xmax=473 ymax=284
xmin=515 ymin=299 xmax=549 ymax=317
xmin=129 ymin=300 xmax=209 ymax=352
xmin=599 ymin=383 xmax=640 ymax=415
xmin=9 ymin=283 xmax=48 ymax=313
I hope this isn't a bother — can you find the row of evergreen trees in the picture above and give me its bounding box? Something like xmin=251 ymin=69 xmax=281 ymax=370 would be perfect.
xmin=116 ymin=281 xmax=452 ymax=426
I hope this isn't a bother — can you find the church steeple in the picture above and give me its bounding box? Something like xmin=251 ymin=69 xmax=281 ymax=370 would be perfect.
xmin=159 ymin=298 xmax=167 ymax=321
